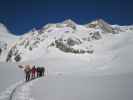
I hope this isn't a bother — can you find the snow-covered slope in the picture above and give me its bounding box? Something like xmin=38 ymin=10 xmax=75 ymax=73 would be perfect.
xmin=0 ymin=23 xmax=17 ymax=43
xmin=0 ymin=23 xmax=18 ymax=62
xmin=3 ymin=19 xmax=133 ymax=75
xmin=5 ymin=19 xmax=133 ymax=63
xmin=0 ymin=19 xmax=133 ymax=63
xmin=25 ymin=27 xmax=133 ymax=100
xmin=15 ymin=30 xmax=133 ymax=100
xmin=0 ymin=63 xmax=24 ymax=100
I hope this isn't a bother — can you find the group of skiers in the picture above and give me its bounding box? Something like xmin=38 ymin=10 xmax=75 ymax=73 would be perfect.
xmin=18 ymin=64 xmax=45 ymax=82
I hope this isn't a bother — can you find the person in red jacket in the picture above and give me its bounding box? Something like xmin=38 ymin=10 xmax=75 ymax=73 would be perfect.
xmin=31 ymin=66 xmax=36 ymax=79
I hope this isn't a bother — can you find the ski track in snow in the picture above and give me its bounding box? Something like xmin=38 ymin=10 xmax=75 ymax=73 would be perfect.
xmin=0 ymin=81 xmax=23 ymax=100
xmin=9 ymin=82 xmax=25 ymax=100
xmin=12 ymin=80 xmax=34 ymax=100
xmin=0 ymin=79 xmax=36 ymax=100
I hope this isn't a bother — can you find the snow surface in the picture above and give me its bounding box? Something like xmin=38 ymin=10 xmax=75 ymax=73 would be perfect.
xmin=0 ymin=23 xmax=18 ymax=44
xmin=32 ymin=74 xmax=133 ymax=100
xmin=0 ymin=63 xmax=23 ymax=100
xmin=0 ymin=23 xmax=18 ymax=62
xmin=11 ymin=80 xmax=35 ymax=100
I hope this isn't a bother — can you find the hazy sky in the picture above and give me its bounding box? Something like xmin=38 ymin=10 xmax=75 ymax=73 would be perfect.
xmin=0 ymin=0 xmax=133 ymax=35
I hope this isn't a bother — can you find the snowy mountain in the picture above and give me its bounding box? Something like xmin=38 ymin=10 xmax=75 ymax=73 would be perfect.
xmin=0 ymin=19 xmax=133 ymax=62
xmin=85 ymin=19 xmax=117 ymax=33
xmin=0 ymin=23 xmax=17 ymax=42
xmin=0 ymin=23 xmax=18 ymax=61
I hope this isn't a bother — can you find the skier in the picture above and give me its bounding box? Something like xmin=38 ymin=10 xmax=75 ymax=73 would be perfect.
xmin=31 ymin=66 xmax=37 ymax=79
xmin=24 ymin=65 xmax=31 ymax=82
xmin=41 ymin=67 xmax=45 ymax=76
xmin=36 ymin=67 xmax=45 ymax=77
xmin=36 ymin=67 xmax=40 ymax=77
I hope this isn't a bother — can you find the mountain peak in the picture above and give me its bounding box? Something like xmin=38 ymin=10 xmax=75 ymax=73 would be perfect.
xmin=88 ymin=19 xmax=110 ymax=26
xmin=62 ymin=19 xmax=77 ymax=25
xmin=61 ymin=19 xmax=77 ymax=30
xmin=0 ymin=22 xmax=17 ymax=42
xmin=0 ymin=23 xmax=12 ymax=35
xmin=85 ymin=19 xmax=115 ymax=33
xmin=97 ymin=19 xmax=111 ymax=26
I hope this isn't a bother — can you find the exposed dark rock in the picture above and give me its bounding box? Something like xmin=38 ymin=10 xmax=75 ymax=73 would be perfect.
xmin=51 ymin=40 xmax=93 ymax=54
xmin=6 ymin=50 xmax=13 ymax=62
xmin=67 ymin=38 xmax=81 ymax=46
xmin=14 ymin=55 xmax=21 ymax=62
xmin=91 ymin=32 xmax=102 ymax=40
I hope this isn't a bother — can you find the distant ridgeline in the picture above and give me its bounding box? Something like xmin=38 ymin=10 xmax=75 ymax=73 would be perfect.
xmin=0 ymin=19 xmax=133 ymax=62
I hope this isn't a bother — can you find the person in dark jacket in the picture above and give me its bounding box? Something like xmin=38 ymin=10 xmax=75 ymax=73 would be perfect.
xmin=36 ymin=67 xmax=40 ymax=77
xmin=41 ymin=67 xmax=45 ymax=76
xmin=37 ymin=67 xmax=45 ymax=77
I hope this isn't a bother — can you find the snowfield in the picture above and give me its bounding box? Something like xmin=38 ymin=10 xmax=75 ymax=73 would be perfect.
xmin=0 ymin=19 xmax=133 ymax=100
xmin=32 ymin=74 xmax=133 ymax=100
xmin=0 ymin=63 xmax=23 ymax=100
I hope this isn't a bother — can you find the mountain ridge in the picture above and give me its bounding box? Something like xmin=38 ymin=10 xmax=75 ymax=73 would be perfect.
xmin=0 ymin=19 xmax=133 ymax=62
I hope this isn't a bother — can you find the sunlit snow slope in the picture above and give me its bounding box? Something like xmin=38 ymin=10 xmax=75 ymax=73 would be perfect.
xmin=3 ymin=19 xmax=133 ymax=63
xmin=29 ymin=31 xmax=133 ymax=100
xmin=0 ymin=23 xmax=18 ymax=62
